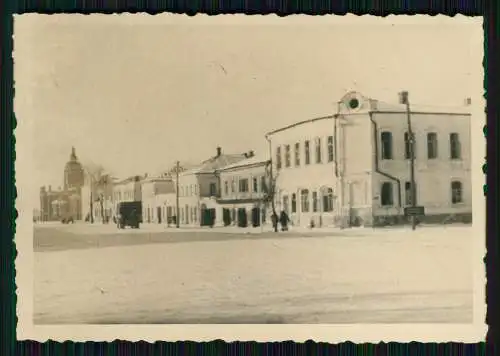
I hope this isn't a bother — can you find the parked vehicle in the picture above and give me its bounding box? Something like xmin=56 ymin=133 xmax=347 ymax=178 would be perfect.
xmin=116 ymin=201 xmax=142 ymax=229
xmin=61 ymin=216 xmax=74 ymax=224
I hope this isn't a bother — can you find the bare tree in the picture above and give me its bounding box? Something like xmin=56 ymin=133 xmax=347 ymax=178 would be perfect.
xmin=83 ymin=164 xmax=109 ymax=224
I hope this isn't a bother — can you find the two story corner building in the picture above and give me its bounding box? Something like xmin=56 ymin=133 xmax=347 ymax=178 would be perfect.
xmin=266 ymin=91 xmax=472 ymax=228
xmin=216 ymin=152 xmax=270 ymax=228
xmin=175 ymin=147 xmax=247 ymax=227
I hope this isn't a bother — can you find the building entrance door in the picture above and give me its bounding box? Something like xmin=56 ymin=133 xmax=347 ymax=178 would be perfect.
xmin=157 ymin=207 xmax=162 ymax=224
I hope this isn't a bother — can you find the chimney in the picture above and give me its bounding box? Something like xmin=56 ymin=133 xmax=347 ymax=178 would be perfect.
xmin=48 ymin=185 xmax=52 ymax=192
xmin=216 ymin=146 xmax=222 ymax=157
xmin=248 ymin=150 xmax=255 ymax=158
xmin=464 ymin=97 xmax=472 ymax=106
xmin=398 ymin=91 xmax=409 ymax=105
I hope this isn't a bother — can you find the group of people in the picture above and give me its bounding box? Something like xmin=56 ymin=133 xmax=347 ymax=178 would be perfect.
xmin=271 ymin=210 xmax=290 ymax=232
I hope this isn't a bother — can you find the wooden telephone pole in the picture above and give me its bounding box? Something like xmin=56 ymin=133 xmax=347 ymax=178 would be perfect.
xmin=175 ymin=161 xmax=180 ymax=228
xmin=400 ymin=91 xmax=417 ymax=230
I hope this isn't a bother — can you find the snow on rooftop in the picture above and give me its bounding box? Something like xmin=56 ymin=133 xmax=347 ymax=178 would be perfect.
xmin=217 ymin=153 xmax=269 ymax=171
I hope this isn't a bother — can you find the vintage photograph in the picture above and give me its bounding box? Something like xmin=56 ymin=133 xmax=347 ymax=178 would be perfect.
xmin=14 ymin=14 xmax=485 ymax=341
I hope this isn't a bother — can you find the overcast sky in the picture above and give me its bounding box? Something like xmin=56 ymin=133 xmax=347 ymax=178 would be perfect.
xmin=14 ymin=14 xmax=482 ymax=189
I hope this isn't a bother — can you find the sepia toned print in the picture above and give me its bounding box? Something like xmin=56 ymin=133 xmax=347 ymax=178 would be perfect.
xmin=14 ymin=14 xmax=485 ymax=342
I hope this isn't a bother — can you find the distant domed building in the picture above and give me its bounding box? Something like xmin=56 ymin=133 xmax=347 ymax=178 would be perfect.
xmin=64 ymin=147 xmax=85 ymax=191
xmin=39 ymin=147 xmax=84 ymax=222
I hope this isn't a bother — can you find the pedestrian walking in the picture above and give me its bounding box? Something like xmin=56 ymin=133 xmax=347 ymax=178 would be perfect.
xmin=271 ymin=211 xmax=278 ymax=232
xmin=279 ymin=210 xmax=290 ymax=231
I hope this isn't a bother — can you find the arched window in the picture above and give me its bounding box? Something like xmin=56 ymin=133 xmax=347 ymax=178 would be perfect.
xmin=300 ymin=189 xmax=310 ymax=212
xmin=322 ymin=188 xmax=334 ymax=212
xmin=381 ymin=131 xmax=393 ymax=160
xmin=450 ymin=133 xmax=461 ymax=159
xmin=451 ymin=181 xmax=463 ymax=204
xmin=381 ymin=182 xmax=393 ymax=206
xmin=291 ymin=193 xmax=297 ymax=213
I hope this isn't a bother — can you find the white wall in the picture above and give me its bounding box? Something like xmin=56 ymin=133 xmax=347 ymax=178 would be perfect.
xmin=371 ymin=111 xmax=472 ymax=216
xmin=219 ymin=164 xmax=267 ymax=201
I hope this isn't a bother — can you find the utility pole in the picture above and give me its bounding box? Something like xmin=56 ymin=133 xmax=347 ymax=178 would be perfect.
xmin=400 ymin=90 xmax=417 ymax=230
xmin=175 ymin=161 xmax=180 ymax=228
xmin=90 ymin=190 xmax=94 ymax=223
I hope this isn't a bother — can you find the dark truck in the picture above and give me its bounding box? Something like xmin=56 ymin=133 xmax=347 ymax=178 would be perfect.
xmin=116 ymin=201 xmax=142 ymax=229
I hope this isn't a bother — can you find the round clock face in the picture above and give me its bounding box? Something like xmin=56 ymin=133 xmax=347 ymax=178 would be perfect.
xmin=348 ymin=98 xmax=360 ymax=109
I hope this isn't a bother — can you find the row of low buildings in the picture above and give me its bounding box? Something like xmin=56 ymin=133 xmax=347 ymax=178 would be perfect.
xmin=39 ymin=91 xmax=473 ymax=228
xmin=77 ymin=147 xmax=270 ymax=228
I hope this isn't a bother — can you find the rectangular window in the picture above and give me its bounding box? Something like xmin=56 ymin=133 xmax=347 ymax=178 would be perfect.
xmin=427 ymin=132 xmax=438 ymax=159
xmin=285 ymin=144 xmax=291 ymax=168
xmin=294 ymin=142 xmax=300 ymax=166
xmin=315 ymin=138 xmax=322 ymax=163
xmin=253 ymin=177 xmax=258 ymax=192
xmin=450 ymin=133 xmax=461 ymax=159
xmin=327 ymin=136 xmax=334 ymax=162
xmin=312 ymin=191 xmax=318 ymax=212
xmin=224 ymin=181 xmax=229 ymax=195
xmin=231 ymin=179 xmax=236 ymax=193
xmin=304 ymin=140 xmax=311 ymax=165
xmin=451 ymin=181 xmax=463 ymax=204
xmin=209 ymin=183 xmax=217 ymax=196
xmin=276 ymin=146 xmax=282 ymax=170
xmin=381 ymin=131 xmax=393 ymax=160
xmin=239 ymin=178 xmax=249 ymax=193
xmin=261 ymin=176 xmax=267 ymax=193
xmin=300 ymin=189 xmax=310 ymax=212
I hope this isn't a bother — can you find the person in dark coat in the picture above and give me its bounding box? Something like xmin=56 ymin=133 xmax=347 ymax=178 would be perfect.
xmin=280 ymin=210 xmax=290 ymax=231
xmin=271 ymin=211 xmax=279 ymax=232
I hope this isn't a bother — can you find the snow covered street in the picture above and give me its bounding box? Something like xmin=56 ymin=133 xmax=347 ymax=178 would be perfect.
xmin=34 ymin=225 xmax=474 ymax=324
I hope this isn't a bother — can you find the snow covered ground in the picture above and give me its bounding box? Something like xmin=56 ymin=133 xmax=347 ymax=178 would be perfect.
xmin=34 ymin=225 xmax=474 ymax=324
